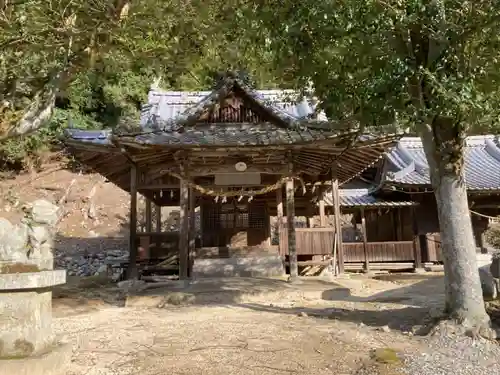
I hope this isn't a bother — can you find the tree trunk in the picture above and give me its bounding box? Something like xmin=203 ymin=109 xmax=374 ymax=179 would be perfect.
xmin=0 ymin=62 xmax=78 ymax=140
xmin=419 ymin=120 xmax=490 ymax=328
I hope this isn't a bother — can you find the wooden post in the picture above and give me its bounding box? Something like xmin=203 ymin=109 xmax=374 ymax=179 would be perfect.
xmin=155 ymin=202 xmax=162 ymax=232
xmin=307 ymin=206 xmax=315 ymax=228
xmin=126 ymin=164 xmax=139 ymax=279
xmin=360 ymin=208 xmax=370 ymax=272
xmin=145 ymin=198 xmax=152 ymax=232
xmin=331 ymin=177 xmax=344 ymax=274
xmin=411 ymin=206 xmax=423 ymax=269
xmin=276 ymin=187 xmax=283 ymax=255
xmin=179 ymin=179 xmax=189 ymax=280
xmin=396 ymin=208 xmax=403 ymax=240
xmin=286 ymin=177 xmax=299 ymax=282
xmin=188 ymin=187 xmax=196 ymax=276
xmin=319 ymin=198 xmax=326 ymax=227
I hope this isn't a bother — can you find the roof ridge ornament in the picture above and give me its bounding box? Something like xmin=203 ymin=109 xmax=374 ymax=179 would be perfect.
xmin=396 ymin=142 xmax=428 ymax=175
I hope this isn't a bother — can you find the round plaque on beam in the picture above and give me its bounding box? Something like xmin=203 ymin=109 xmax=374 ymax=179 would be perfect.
xmin=235 ymin=161 xmax=247 ymax=172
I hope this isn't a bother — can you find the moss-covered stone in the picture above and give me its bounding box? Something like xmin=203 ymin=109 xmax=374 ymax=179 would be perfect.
xmin=370 ymin=348 xmax=401 ymax=365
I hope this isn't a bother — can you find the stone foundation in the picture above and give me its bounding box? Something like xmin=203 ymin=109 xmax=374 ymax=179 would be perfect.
xmin=0 ymin=270 xmax=68 ymax=374
xmin=0 ymin=271 xmax=65 ymax=358
xmin=0 ymin=200 xmax=70 ymax=374
xmin=0 ymin=343 xmax=72 ymax=375
xmin=192 ymin=255 xmax=285 ymax=278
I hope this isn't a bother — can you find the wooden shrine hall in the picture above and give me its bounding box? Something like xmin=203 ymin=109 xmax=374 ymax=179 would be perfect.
xmin=64 ymin=72 xmax=401 ymax=281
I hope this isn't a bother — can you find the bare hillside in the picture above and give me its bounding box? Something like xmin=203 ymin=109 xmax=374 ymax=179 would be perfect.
xmin=0 ymin=163 xmax=135 ymax=275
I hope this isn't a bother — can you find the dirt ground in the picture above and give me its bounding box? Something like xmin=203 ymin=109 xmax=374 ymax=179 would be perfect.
xmin=52 ymin=273 xmax=447 ymax=375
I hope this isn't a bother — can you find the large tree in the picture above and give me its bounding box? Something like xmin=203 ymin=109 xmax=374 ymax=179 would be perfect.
xmin=0 ymin=0 xmax=259 ymax=139
xmin=240 ymin=0 xmax=500 ymax=331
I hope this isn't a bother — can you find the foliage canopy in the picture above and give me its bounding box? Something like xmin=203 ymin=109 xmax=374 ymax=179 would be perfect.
xmin=237 ymin=0 xmax=500 ymax=134
xmin=0 ymin=0 xmax=280 ymax=170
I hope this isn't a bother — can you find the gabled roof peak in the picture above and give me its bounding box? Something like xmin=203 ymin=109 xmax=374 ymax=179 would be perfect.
xmin=141 ymin=77 xmax=329 ymax=130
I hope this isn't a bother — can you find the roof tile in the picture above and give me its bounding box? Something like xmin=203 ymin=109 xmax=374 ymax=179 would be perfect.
xmin=384 ymin=136 xmax=500 ymax=190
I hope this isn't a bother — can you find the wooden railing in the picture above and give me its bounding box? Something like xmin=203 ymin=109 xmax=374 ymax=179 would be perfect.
xmin=343 ymin=241 xmax=415 ymax=262
xmin=278 ymin=226 xmax=416 ymax=264
xmin=279 ymin=227 xmax=335 ymax=256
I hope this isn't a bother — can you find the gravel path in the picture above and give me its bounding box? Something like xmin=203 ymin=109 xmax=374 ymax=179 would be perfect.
xmin=54 ymin=305 xmax=413 ymax=375
xmin=403 ymin=334 xmax=500 ymax=375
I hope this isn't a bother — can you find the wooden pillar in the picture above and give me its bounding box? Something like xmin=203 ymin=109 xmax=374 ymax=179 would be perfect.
xmin=319 ymin=198 xmax=326 ymax=227
xmin=331 ymin=177 xmax=344 ymax=274
xmin=411 ymin=206 xmax=423 ymax=269
xmin=360 ymin=208 xmax=370 ymax=272
xmin=126 ymin=164 xmax=139 ymax=280
xmin=154 ymin=196 xmax=162 ymax=251
xmin=307 ymin=206 xmax=315 ymax=228
xmin=179 ymin=179 xmax=189 ymax=280
xmin=396 ymin=207 xmax=403 ymax=241
xmin=145 ymin=198 xmax=152 ymax=232
xmin=188 ymin=187 xmax=196 ymax=276
xmin=286 ymin=177 xmax=299 ymax=281
xmin=276 ymin=187 xmax=283 ymax=255
xmin=155 ymin=201 xmax=162 ymax=232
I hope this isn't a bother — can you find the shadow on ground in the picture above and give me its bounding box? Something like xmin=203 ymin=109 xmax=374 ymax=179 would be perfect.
xmin=52 ymin=230 xmax=446 ymax=332
xmin=123 ymin=274 xmax=445 ymax=332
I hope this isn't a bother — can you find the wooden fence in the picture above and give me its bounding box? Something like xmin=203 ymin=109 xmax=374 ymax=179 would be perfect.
xmin=278 ymin=227 xmax=416 ymax=264
xmin=342 ymin=241 xmax=415 ymax=262
xmin=278 ymin=227 xmax=335 ymax=256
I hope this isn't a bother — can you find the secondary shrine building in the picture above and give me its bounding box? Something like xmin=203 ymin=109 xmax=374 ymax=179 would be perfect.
xmin=64 ymin=73 xmax=500 ymax=280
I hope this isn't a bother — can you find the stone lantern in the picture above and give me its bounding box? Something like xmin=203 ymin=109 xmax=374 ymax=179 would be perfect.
xmin=0 ymin=200 xmax=70 ymax=375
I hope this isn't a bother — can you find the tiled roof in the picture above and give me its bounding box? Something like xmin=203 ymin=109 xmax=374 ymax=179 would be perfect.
xmin=116 ymin=123 xmax=350 ymax=147
xmin=140 ymin=85 xmax=328 ymax=129
xmin=322 ymin=180 xmax=417 ymax=207
xmin=65 ymin=129 xmax=112 ymax=145
xmin=383 ymin=136 xmax=500 ymax=190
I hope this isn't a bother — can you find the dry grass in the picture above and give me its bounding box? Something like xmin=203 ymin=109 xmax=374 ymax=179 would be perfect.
xmin=0 ymin=263 xmax=40 ymax=274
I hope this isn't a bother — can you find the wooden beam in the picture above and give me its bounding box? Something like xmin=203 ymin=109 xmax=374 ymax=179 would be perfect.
xmin=189 ymin=164 xmax=287 ymax=176
xmin=276 ymin=186 xmax=283 ymax=255
xmin=179 ymin=178 xmax=189 ymax=280
xmin=360 ymin=208 xmax=370 ymax=272
xmin=332 ymin=177 xmax=344 ymax=274
xmin=138 ymin=184 xmax=180 ymax=190
xmin=188 ymin=187 xmax=196 ymax=277
xmin=284 ymin=259 xmax=332 ymax=267
xmin=286 ymin=177 xmax=299 ymax=282
xmin=137 ymin=178 xmax=336 ymax=191
xmin=126 ymin=164 xmax=139 ymax=279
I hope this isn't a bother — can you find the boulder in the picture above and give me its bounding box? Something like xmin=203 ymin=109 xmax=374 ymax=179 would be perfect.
xmin=117 ymin=279 xmax=147 ymax=294
xmin=29 ymin=199 xmax=60 ymax=226
xmin=0 ymin=218 xmax=29 ymax=263
xmin=479 ymin=263 xmax=498 ymax=300
xmin=490 ymin=251 xmax=500 ymax=279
